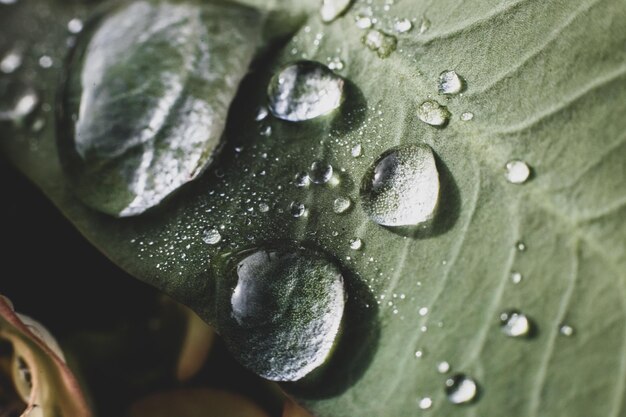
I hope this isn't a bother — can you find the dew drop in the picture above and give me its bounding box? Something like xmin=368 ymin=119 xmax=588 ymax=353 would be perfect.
xmin=294 ymin=172 xmax=310 ymax=188
xmin=221 ymin=248 xmax=345 ymax=381
xmin=505 ymin=160 xmax=531 ymax=184
xmin=333 ymin=197 xmax=352 ymax=214
xmin=394 ymin=18 xmax=413 ymax=33
xmin=418 ymin=397 xmax=433 ymax=410
xmin=460 ymin=111 xmax=474 ymax=121
xmin=320 ymin=0 xmax=352 ymax=23
xmin=445 ymin=374 xmax=478 ymax=404
xmin=67 ymin=18 xmax=84 ymax=34
xmin=560 ymin=324 xmax=574 ymax=337
xmin=361 ymin=143 xmax=440 ymax=227
xmin=417 ymin=100 xmax=450 ymax=127
xmin=414 ymin=350 xmax=423 ymax=358
xmin=516 ymin=241 xmax=527 ymax=252
xmin=0 ymin=49 xmax=22 ymax=74
xmin=437 ymin=361 xmax=451 ymax=374
xmin=268 ymin=60 xmax=344 ymax=122
xmin=510 ymin=271 xmax=523 ymax=284
xmin=438 ymin=70 xmax=465 ymax=95
xmin=362 ymin=30 xmax=397 ymax=58
xmin=202 ymin=228 xmax=222 ymax=245
xmin=309 ymin=161 xmax=333 ymax=184
xmin=499 ymin=310 xmax=531 ymax=338
xmin=418 ymin=307 xmax=428 ymax=316
xmin=351 ymin=143 xmax=362 ymax=157
xmin=355 ymin=14 xmax=373 ymax=29
xmin=255 ymin=106 xmax=269 ymax=121
xmin=327 ymin=57 xmax=345 ymax=71
xmin=290 ymin=201 xmax=306 ymax=218
xmin=258 ymin=202 xmax=270 ymax=213
xmin=349 ymin=238 xmax=363 ymax=250
xmin=2 ymin=89 xmax=39 ymax=123
xmin=38 ymin=55 xmax=53 ymax=69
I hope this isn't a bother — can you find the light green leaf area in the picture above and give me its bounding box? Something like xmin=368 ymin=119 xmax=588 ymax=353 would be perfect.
xmin=1 ymin=0 xmax=626 ymax=416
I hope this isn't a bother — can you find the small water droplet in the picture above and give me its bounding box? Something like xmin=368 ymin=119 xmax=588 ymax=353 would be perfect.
xmin=268 ymin=60 xmax=344 ymax=122
xmin=510 ymin=271 xmax=523 ymax=284
xmin=255 ymin=106 xmax=269 ymax=121
xmin=362 ymin=29 xmax=397 ymax=58
xmin=419 ymin=397 xmax=433 ymax=410
xmin=505 ymin=160 xmax=531 ymax=184
xmin=294 ymin=172 xmax=310 ymax=187
xmin=38 ymin=55 xmax=53 ymax=69
xmin=327 ymin=56 xmax=345 ymax=71
xmin=222 ymin=248 xmax=345 ymax=381
xmin=259 ymin=202 xmax=270 ymax=213
xmin=289 ymin=201 xmax=306 ymax=218
xmin=438 ymin=70 xmax=465 ymax=95
xmin=333 ymin=197 xmax=352 ymax=214
xmin=460 ymin=111 xmax=474 ymax=121
xmin=320 ymin=0 xmax=352 ymax=23
xmin=351 ymin=143 xmax=362 ymax=157
xmin=417 ymin=100 xmax=450 ymax=127
xmin=202 ymin=228 xmax=222 ymax=245
xmin=445 ymin=374 xmax=478 ymax=404
xmin=499 ymin=310 xmax=531 ymax=338
xmin=394 ymin=18 xmax=413 ymax=33
xmin=309 ymin=161 xmax=333 ymax=184
xmin=559 ymin=324 xmax=574 ymax=337
xmin=67 ymin=18 xmax=84 ymax=34
xmin=355 ymin=14 xmax=373 ymax=29
xmin=437 ymin=361 xmax=451 ymax=374
xmin=0 ymin=49 xmax=22 ymax=74
xmin=361 ymin=144 xmax=440 ymax=227
xmin=3 ymin=89 xmax=39 ymax=122
xmin=516 ymin=241 xmax=526 ymax=252
xmin=349 ymin=238 xmax=363 ymax=250
xmin=415 ymin=350 xmax=423 ymax=358
xmin=419 ymin=307 xmax=428 ymax=316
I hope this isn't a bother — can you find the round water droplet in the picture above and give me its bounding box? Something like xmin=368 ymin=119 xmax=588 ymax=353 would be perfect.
xmin=560 ymin=324 xmax=574 ymax=336
xmin=351 ymin=143 xmax=362 ymax=157
xmin=267 ymin=60 xmax=344 ymax=122
xmin=445 ymin=374 xmax=478 ymax=404
xmin=294 ymin=172 xmax=310 ymax=187
xmin=289 ymin=201 xmax=306 ymax=218
xmin=510 ymin=271 xmax=523 ymax=284
xmin=516 ymin=241 xmax=527 ymax=252
xmin=437 ymin=361 xmax=451 ymax=374
xmin=499 ymin=310 xmax=531 ymax=338
xmin=417 ymin=100 xmax=450 ymax=127
xmin=38 ymin=55 xmax=53 ymax=69
xmin=349 ymin=238 xmax=363 ymax=250
xmin=415 ymin=350 xmax=423 ymax=358
xmin=419 ymin=307 xmax=428 ymax=316
xmin=394 ymin=18 xmax=413 ymax=33
xmin=362 ymin=29 xmax=397 ymax=58
xmin=438 ymin=70 xmax=465 ymax=95
xmin=320 ymin=0 xmax=352 ymax=23
xmin=220 ymin=248 xmax=345 ymax=381
xmin=460 ymin=111 xmax=474 ymax=121
xmin=202 ymin=228 xmax=222 ymax=245
xmin=309 ymin=161 xmax=333 ymax=184
xmin=505 ymin=160 xmax=531 ymax=184
xmin=333 ymin=197 xmax=352 ymax=214
xmin=67 ymin=18 xmax=84 ymax=34
xmin=418 ymin=397 xmax=433 ymax=410
xmin=0 ymin=49 xmax=22 ymax=74
xmin=361 ymin=144 xmax=440 ymax=227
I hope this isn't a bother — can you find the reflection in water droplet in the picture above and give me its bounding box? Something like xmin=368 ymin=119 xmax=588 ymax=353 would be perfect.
xmin=67 ymin=18 xmax=84 ymax=34
xmin=349 ymin=238 xmax=362 ymax=250
xmin=361 ymin=144 xmax=440 ymax=227
xmin=268 ymin=60 xmax=344 ymax=122
xmin=499 ymin=310 xmax=531 ymax=337
xmin=294 ymin=172 xmax=310 ymax=187
xmin=333 ymin=197 xmax=352 ymax=214
xmin=417 ymin=100 xmax=450 ymax=127
xmin=437 ymin=361 xmax=450 ymax=374
xmin=320 ymin=0 xmax=352 ymax=23
xmin=223 ymin=248 xmax=345 ymax=381
xmin=460 ymin=111 xmax=474 ymax=121
xmin=309 ymin=161 xmax=333 ymax=184
xmin=0 ymin=49 xmax=22 ymax=74
xmin=419 ymin=397 xmax=433 ymax=410
xmin=560 ymin=324 xmax=574 ymax=336
xmin=394 ymin=18 xmax=412 ymax=33
xmin=202 ymin=228 xmax=222 ymax=245
xmin=438 ymin=70 xmax=464 ymax=95
xmin=510 ymin=271 xmax=523 ymax=284
xmin=290 ymin=201 xmax=306 ymax=218
xmin=505 ymin=160 xmax=531 ymax=184
xmin=362 ymin=30 xmax=397 ymax=58
xmin=445 ymin=374 xmax=478 ymax=404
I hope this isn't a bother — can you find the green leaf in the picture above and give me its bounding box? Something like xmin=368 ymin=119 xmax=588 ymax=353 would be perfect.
xmin=1 ymin=0 xmax=626 ymax=416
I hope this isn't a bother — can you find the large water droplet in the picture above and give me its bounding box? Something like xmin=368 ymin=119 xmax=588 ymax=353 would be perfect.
xmin=505 ymin=160 xmax=531 ymax=184
xmin=438 ymin=70 xmax=464 ymax=95
xmin=362 ymin=29 xmax=397 ymax=58
xmin=289 ymin=201 xmax=306 ymax=218
xmin=202 ymin=228 xmax=222 ymax=245
xmin=445 ymin=374 xmax=478 ymax=404
xmin=333 ymin=196 xmax=352 ymax=214
xmin=267 ymin=60 xmax=344 ymax=122
xmin=417 ymin=100 xmax=450 ymax=127
xmin=360 ymin=144 xmax=440 ymax=227
xmin=309 ymin=161 xmax=333 ymax=184
xmin=57 ymin=0 xmax=264 ymax=217
xmin=320 ymin=0 xmax=352 ymax=23
xmin=221 ymin=248 xmax=345 ymax=381
xmin=499 ymin=310 xmax=531 ymax=338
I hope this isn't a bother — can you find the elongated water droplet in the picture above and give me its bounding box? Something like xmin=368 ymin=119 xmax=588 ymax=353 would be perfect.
xmin=255 ymin=106 xmax=268 ymax=121
xmin=361 ymin=144 xmax=440 ymax=227
xmin=417 ymin=100 xmax=450 ymax=127
xmin=499 ymin=310 xmax=531 ymax=337
xmin=0 ymin=0 xmax=18 ymax=5
xmin=362 ymin=29 xmax=397 ymax=58
xmin=505 ymin=160 xmax=531 ymax=184
xmin=333 ymin=197 xmax=351 ymax=214
xmin=268 ymin=60 xmax=344 ymax=122
xmin=438 ymin=70 xmax=464 ymax=95
xmin=221 ymin=248 xmax=345 ymax=381
xmin=445 ymin=374 xmax=478 ymax=404
xmin=202 ymin=228 xmax=222 ymax=245
xmin=320 ymin=0 xmax=352 ymax=23
xmin=58 ymin=1 xmax=264 ymax=217
xmin=0 ymin=49 xmax=22 ymax=74
xmin=309 ymin=161 xmax=333 ymax=184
